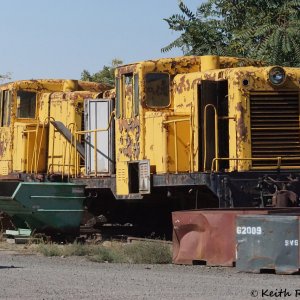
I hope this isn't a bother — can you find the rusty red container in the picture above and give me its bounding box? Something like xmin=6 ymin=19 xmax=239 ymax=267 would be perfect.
xmin=172 ymin=209 xmax=269 ymax=266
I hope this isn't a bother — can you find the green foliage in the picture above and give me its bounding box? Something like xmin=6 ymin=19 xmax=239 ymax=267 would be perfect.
xmin=163 ymin=1 xmax=232 ymax=56
xmin=163 ymin=0 xmax=300 ymax=66
xmin=81 ymin=59 xmax=123 ymax=85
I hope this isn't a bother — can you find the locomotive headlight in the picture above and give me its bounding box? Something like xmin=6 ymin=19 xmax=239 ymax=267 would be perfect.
xmin=268 ymin=66 xmax=286 ymax=85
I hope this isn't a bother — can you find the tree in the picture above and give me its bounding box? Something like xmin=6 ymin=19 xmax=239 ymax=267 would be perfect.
xmin=162 ymin=1 xmax=231 ymax=56
xmin=163 ymin=0 xmax=300 ymax=66
xmin=0 ymin=73 xmax=11 ymax=82
xmin=81 ymin=59 xmax=123 ymax=85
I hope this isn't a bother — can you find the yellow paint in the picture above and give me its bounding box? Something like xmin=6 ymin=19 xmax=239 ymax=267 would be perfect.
xmin=115 ymin=56 xmax=300 ymax=195
xmin=13 ymin=123 xmax=47 ymax=173
xmin=116 ymin=161 xmax=129 ymax=195
xmin=144 ymin=113 xmax=166 ymax=174
xmin=174 ymin=65 xmax=300 ymax=172
xmin=115 ymin=57 xmax=206 ymax=194
xmin=201 ymin=55 xmax=220 ymax=72
xmin=48 ymin=91 xmax=102 ymax=175
xmin=0 ymin=79 xmax=109 ymax=176
xmin=165 ymin=115 xmax=191 ymax=173
xmin=0 ymin=57 xmax=299 ymax=200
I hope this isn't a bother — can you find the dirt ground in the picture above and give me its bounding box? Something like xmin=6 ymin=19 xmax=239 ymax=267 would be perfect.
xmin=1 ymin=247 xmax=300 ymax=300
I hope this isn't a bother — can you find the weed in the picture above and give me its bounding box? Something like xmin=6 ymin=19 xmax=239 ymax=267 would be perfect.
xmin=63 ymin=243 xmax=92 ymax=256
xmin=89 ymin=246 xmax=126 ymax=263
xmin=35 ymin=240 xmax=172 ymax=264
xmin=0 ymin=232 xmax=4 ymax=242
xmin=37 ymin=244 xmax=63 ymax=257
xmin=123 ymin=241 xmax=172 ymax=264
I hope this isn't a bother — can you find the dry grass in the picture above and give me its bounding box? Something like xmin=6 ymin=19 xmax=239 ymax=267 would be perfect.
xmin=121 ymin=241 xmax=172 ymax=264
xmin=36 ymin=240 xmax=172 ymax=264
xmin=0 ymin=232 xmax=172 ymax=264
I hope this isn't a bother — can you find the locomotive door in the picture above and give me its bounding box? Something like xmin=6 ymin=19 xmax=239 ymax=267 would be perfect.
xmin=198 ymin=80 xmax=229 ymax=171
xmin=0 ymin=90 xmax=12 ymax=175
xmin=84 ymin=98 xmax=115 ymax=175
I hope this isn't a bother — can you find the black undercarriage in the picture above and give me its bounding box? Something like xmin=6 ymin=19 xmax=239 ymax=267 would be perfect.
xmin=70 ymin=170 xmax=300 ymax=239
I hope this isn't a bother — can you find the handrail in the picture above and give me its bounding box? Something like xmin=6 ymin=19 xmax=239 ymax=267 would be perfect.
xmin=22 ymin=124 xmax=38 ymax=173
xmin=31 ymin=122 xmax=39 ymax=173
xmin=49 ymin=122 xmax=77 ymax=179
xmin=47 ymin=163 xmax=75 ymax=174
xmin=211 ymin=157 xmax=300 ymax=172
xmin=36 ymin=117 xmax=55 ymax=175
xmin=22 ymin=118 xmax=55 ymax=174
xmin=22 ymin=118 xmax=83 ymax=177
xmin=22 ymin=123 xmax=42 ymax=173
xmin=162 ymin=118 xmax=190 ymax=124
xmin=67 ymin=123 xmax=76 ymax=180
xmin=203 ymin=104 xmax=219 ymax=171
xmin=190 ymin=106 xmax=194 ymax=172
xmin=75 ymin=110 xmax=115 ymax=135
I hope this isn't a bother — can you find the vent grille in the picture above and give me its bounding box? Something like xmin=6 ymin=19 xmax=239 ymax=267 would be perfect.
xmin=117 ymin=167 xmax=126 ymax=181
xmin=250 ymin=92 xmax=300 ymax=167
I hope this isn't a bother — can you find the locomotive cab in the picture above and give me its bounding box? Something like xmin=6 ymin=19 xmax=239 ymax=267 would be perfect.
xmin=114 ymin=57 xmax=204 ymax=197
xmin=115 ymin=57 xmax=256 ymax=198
xmin=0 ymin=80 xmax=66 ymax=176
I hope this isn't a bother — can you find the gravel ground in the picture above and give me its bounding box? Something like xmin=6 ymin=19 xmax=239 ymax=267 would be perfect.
xmin=1 ymin=250 xmax=300 ymax=300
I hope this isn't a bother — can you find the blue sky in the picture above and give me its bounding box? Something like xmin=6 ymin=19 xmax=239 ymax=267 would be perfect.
xmin=0 ymin=0 xmax=201 ymax=82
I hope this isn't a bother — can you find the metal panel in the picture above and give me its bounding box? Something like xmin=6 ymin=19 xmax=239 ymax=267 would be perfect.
xmin=0 ymin=181 xmax=85 ymax=235
xmin=139 ymin=160 xmax=150 ymax=194
xmin=236 ymin=215 xmax=300 ymax=274
xmin=84 ymin=99 xmax=114 ymax=175
xmin=250 ymin=92 xmax=300 ymax=167
xmin=172 ymin=209 xmax=268 ymax=266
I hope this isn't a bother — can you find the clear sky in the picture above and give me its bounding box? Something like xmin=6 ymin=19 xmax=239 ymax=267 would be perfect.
xmin=0 ymin=0 xmax=201 ymax=82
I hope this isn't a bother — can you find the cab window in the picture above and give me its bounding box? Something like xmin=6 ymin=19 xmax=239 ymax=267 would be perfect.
xmin=133 ymin=74 xmax=139 ymax=116
xmin=123 ymin=73 xmax=133 ymax=118
xmin=0 ymin=90 xmax=12 ymax=126
xmin=17 ymin=91 xmax=36 ymax=118
xmin=116 ymin=73 xmax=139 ymax=118
xmin=116 ymin=78 xmax=121 ymax=118
xmin=145 ymin=73 xmax=170 ymax=107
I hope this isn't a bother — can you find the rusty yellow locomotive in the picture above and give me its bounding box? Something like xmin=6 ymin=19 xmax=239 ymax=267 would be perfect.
xmin=1 ymin=55 xmax=300 ymax=236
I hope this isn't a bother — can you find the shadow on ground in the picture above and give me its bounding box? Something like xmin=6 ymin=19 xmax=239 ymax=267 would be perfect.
xmin=0 ymin=266 xmax=22 ymax=269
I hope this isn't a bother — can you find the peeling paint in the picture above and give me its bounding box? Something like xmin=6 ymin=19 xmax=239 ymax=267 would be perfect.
xmin=236 ymin=102 xmax=248 ymax=143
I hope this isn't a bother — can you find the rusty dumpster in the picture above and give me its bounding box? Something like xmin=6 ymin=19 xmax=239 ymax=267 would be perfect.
xmin=172 ymin=209 xmax=270 ymax=266
xmin=236 ymin=214 xmax=300 ymax=274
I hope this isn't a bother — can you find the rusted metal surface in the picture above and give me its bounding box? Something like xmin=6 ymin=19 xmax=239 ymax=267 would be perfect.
xmin=0 ymin=79 xmax=110 ymax=94
xmin=236 ymin=215 xmax=300 ymax=274
xmin=235 ymin=102 xmax=247 ymax=144
xmin=118 ymin=117 xmax=140 ymax=160
xmin=172 ymin=209 xmax=270 ymax=266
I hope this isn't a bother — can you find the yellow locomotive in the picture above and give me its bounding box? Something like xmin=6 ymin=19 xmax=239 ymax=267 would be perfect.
xmin=0 ymin=79 xmax=110 ymax=236
xmin=1 ymin=55 xmax=300 ymax=236
xmin=109 ymin=55 xmax=300 ymax=210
